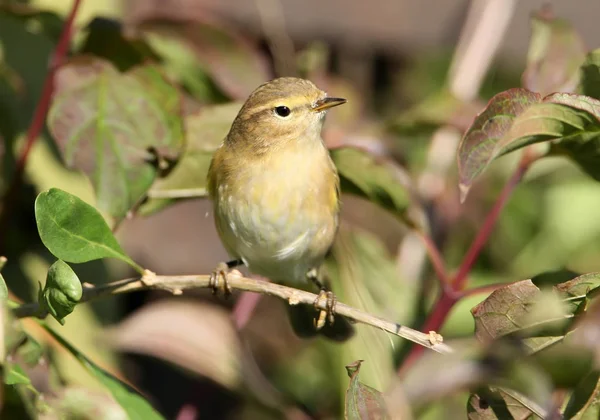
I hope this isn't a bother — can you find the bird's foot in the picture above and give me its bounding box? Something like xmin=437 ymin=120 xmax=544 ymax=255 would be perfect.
xmin=209 ymin=260 xmax=242 ymax=298
xmin=313 ymin=289 xmax=337 ymax=330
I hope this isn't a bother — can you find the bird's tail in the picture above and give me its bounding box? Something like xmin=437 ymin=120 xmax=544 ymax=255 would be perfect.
xmin=286 ymin=304 xmax=355 ymax=342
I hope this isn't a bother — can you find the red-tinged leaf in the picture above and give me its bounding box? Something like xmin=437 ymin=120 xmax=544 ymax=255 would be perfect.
xmin=472 ymin=273 xmax=600 ymax=357
xmin=345 ymin=360 xmax=389 ymax=420
xmin=471 ymin=280 xmax=541 ymax=343
xmin=457 ymin=89 xmax=600 ymax=200
xmin=457 ymin=89 xmax=541 ymax=199
xmin=182 ymin=23 xmax=271 ymax=99
xmin=133 ymin=17 xmax=271 ymax=100
xmin=47 ymin=57 xmax=185 ymax=220
xmin=522 ymin=7 xmax=586 ymax=95
xmin=107 ymin=300 xmax=242 ymax=389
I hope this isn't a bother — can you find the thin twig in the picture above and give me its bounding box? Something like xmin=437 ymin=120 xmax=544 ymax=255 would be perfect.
xmin=146 ymin=188 xmax=208 ymax=199
xmin=414 ymin=230 xmax=450 ymax=287
xmin=13 ymin=271 xmax=453 ymax=354
xmin=0 ymin=0 xmax=81 ymax=251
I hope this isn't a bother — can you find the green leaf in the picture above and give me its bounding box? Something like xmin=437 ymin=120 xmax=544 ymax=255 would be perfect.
xmin=140 ymin=102 xmax=242 ymax=215
xmin=344 ymin=360 xmax=389 ymax=420
xmin=563 ymin=371 xmax=600 ymax=419
xmin=5 ymin=364 xmax=31 ymax=386
xmin=391 ymin=89 xmax=480 ymax=135
xmin=35 ymin=188 xmax=143 ymax=273
xmin=522 ymin=8 xmax=585 ymax=95
xmin=47 ymin=57 xmax=184 ymax=220
xmin=331 ymin=147 xmax=422 ymax=229
xmin=41 ymin=324 xmax=164 ymax=420
xmin=128 ymin=65 xmax=185 ymax=156
xmin=457 ymin=89 xmax=600 ymax=199
xmin=579 ymin=49 xmax=600 ymax=100
xmin=40 ymin=260 xmax=82 ymax=325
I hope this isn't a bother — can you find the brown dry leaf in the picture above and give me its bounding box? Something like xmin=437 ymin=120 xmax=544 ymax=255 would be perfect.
xmin=106 ymin=300 xmax=242 ymax=390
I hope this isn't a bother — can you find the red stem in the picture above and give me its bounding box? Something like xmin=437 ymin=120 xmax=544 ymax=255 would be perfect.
xmin=457 ymin=281 xmax=506 ymax=298
xmin=0 ymin=0 xmax=81 ymax=247
xmin=399 ymin=150 xmax=539 ymax=375
xmin=416 ymin=230 xmax=451 ymax=287
xmin=398 ymin=292 xmax=457 ymax=375
xmin=451 ymin=151 xmax=536 ymax=290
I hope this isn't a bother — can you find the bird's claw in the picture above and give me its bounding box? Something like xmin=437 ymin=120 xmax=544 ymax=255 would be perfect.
xmin=209 ymin=262 xmax=233 ymax=298
xmin=313 ymin=290 xmax=337 ymax=330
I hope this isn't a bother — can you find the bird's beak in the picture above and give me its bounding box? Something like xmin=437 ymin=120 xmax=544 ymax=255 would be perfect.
xmin=312 ymin=97 xmax=347 ymax=111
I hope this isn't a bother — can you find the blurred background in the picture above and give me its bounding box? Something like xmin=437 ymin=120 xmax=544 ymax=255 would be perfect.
xmin=2 ymin=0 xmax=600 ymax=418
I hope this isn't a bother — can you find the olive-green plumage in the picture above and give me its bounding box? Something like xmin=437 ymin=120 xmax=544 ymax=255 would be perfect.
xmin=207 ymin=77 xmax=353 ymax=340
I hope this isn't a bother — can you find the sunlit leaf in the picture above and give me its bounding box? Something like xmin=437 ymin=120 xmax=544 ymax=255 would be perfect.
xmin=331 ymin=147 xmax=422 ymax=229
xmin=40 ymin=260 xmax=82 ymax=325
xmin=42 ymin=324 xmax=164 ymax=420
xmin=47 ymin=57 xmax=184 ymax=220
xmin=457 ymin=89 xmax=600 ymax=199
xmin=344 ymin=360 xmax=389 ymax=420
xmin=35 ymin=188 xmax=143 ymax=273
xmin=522 ymin=8 xmax=585 ymax=95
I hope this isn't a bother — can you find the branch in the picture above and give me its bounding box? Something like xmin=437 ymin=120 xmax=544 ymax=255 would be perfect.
xmin=13 ymin=271 xmax=453 ymax=354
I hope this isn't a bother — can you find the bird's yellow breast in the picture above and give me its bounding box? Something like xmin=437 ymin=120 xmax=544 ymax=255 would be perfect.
xmin=208 ymin=139 xmax=339 ymax=284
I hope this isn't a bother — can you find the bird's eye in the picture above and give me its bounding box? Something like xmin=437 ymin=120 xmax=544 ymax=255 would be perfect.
xmin=274 ymin=106 xmax=291 ymax=117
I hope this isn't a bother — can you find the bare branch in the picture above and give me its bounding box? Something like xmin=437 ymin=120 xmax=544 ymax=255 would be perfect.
xmin=13 ymin=271 xmax=453 ymax=354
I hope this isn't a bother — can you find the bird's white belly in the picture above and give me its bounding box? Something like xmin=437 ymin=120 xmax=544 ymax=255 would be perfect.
xmin=214 ymin=184 xmax=334 ymax=285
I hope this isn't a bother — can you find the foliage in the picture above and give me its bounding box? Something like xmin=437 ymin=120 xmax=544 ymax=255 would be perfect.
xmin=0 ymin=1 xmax=600 ymax=419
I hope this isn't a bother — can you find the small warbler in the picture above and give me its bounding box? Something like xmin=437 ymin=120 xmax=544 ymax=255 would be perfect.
xmin=207 ymin=77 xmax=354 ymax=341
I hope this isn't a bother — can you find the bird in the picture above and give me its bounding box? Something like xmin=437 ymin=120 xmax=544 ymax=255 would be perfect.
xmin=207 ymin=77 xmax=354 ymax=341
